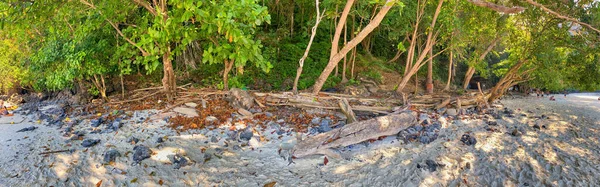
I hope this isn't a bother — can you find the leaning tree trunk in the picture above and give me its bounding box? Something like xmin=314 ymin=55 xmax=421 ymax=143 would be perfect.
xmin=312 ymin=0 xmax=395 ymax=95
xmin=488 ymin=60 xmax=531 ymax=102
xmin=462 ymin=37 xmax=500 ymax=90
xmin=396 ymin=0 xmax=444 ymax=93
xmin=293 ymin=0 xmax=323 ymax=94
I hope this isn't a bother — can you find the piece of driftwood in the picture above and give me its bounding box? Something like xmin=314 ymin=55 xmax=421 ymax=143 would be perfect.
xmin=39 ymin=149 xmax=71 ymax=155
xmin=291 ymin=112 xmax=417 ymax=158
xmin=435 ymin=97 xmax=452 ymax=109
xmin=338 ymin=98 xmax=357 ymax=123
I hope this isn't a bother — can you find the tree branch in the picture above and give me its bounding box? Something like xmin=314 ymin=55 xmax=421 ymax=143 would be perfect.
xmin=466 ymin=0 xmax=525 ymax=14
xmin=132 ymin=0 xmax=158 ymax=16
xmin=79 ymin=0 xmax=150 ymax=56
xmin=523 ymin=0 xmax=600 ymax=34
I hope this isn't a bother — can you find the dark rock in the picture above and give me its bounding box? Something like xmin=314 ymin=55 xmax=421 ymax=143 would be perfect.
xmin=510 ymin=129 xmax=522 ymax=136
xmin=16 ymin=126 xmax=38 ymax=132
xmin=103 ymin=149 xmax=121 ymax=164
xmin=425 ymin=159 xmax=441 ymax=172
xmin=239 ymin=128 xmax=253 ymax=141
xmin=318 ymin=119 xmax=332 ymax=133
xmin=460 ymin=134 xmax=477 ymax=146
xmin=311 ymin=117 xmax=321 ymax=125
xmin=211 ymin=136 xmax=218 ymax=143
xmin=533 ymin=124 xmax=540 ymax=130
xmin=111 ymin=121 xmax=121 ymax=131
xmin=170 ymin=154 xmax=190 ymax=169
xmin=132 ymin=145 xmax=152 ymax=163
xmin=127 ymin=136 xmax=139 ymax=144
xmin=487 ymin=120 xmax=498 ymax=126
xmin=419 ymin=136 xmax=432 ymax=144
xmin=156 ymin=137 xmax=164 ymax=143
xmin=232 ymin=145 xmax=242 ymax=151
xmin=90 ymin=118 xmax=103 ymax=127
xmin=81 ymin=139 xmax=100 ymax=147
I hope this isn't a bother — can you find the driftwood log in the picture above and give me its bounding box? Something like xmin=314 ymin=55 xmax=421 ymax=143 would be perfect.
xmin=291 ymin=112 xmax=417 ymax=158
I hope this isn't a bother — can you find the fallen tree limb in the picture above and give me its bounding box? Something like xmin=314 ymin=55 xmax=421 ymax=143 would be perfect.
xmin=39 ymin=149 xmax=72 ymax=155
xmin=110 ymin=90 xmax=163 ymax=104
xmin=338 ymin=98 xmax=357 ymax=123
xmin=292 ymin=112 xmax=417 ymax=158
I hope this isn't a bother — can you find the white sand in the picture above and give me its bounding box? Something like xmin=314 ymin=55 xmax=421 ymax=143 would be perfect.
xmin=1 ymin=93 xmax=600 ymax=186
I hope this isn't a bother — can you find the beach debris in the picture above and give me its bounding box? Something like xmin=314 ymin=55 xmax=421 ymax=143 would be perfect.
xmin=263 ymin=181 xmax=276 ymax=187
xmin=292 ymin=113 xmax=417 ymax=158
xmin=173 ymin=107 xmax=199 ymax=117
xmin=39 ymin=149 xmax=72 ymax=155
xmin=16 ymin=126 xmax=38 ymax=132
xmin=82 ymin=139 xmax=101 ymax=147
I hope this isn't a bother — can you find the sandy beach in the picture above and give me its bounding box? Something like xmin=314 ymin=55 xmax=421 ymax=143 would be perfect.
xmin=1 ymin=93 xmax=600 ymax=186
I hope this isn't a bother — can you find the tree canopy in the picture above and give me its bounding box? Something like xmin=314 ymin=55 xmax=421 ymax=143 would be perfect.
xmin=1 ymin=0 xmax=598 ymax=101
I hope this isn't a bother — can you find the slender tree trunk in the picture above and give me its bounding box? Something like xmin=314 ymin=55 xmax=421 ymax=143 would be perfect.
xmin=312 ymin=0 xmax=395 ymax=94
xmin=462 ymin=37 xmax=500 ymax=90
xmin=293 ymin=0 xmax=323 ymax=94
xmin=426 ymin=48 xmax=433 ymax=93
xmin=444 ymin=50 xmax=453 ymax=90
xmin=290 ymin=0 xmax=294 ymax=37
xmin=341 ymin=21 xmax=348 ymax=83
xmin=223 ymin=59 xmax=234 ymax=91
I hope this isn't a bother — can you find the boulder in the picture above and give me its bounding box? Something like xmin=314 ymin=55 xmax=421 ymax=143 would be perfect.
xmin=227 ymin=88 xmax=254 ymax=109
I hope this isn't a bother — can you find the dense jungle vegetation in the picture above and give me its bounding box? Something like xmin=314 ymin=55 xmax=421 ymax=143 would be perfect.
xmin=1 ymin=0 xmax=599 ymax=102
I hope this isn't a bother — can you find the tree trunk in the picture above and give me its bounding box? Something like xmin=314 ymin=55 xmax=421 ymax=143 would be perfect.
xmin=488 ymin=60 xmax=531 ymax=102
xmin=312 ymin=0 xmax=395 ymax=94
xmin=341 ymin=21 xmax=348 ymax=83
xmin=293 ymin=0 xmax=323 ymax=94
xmin=462 ymin=37 xmax=500 ymax=90
xmin=444 ymin=50 xmax=453 ymax=90
xmin=162 ymin=46 xmax=176 ymax=100
xmin=426 ymin=48 xmax=433 ymax=93
xmin=223 ymin=59 xmax=235 ymax=91
xmin=396 ymin=0 xmax=444 ymax=93
xmin=331 ymin=0 xmax=354 ymax=79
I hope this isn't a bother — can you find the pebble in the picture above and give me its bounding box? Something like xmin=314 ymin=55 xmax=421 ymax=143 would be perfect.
xmin=239 ymin=128 xmax=254 ymax=141
xmin=127 ymin=136 xmax=139 ymax=144
xmin=132 ymin=145 xmax=152 ymax=163
xmin=90 ymin=118 xmax=103 ymax=127
xmin=103 ymin=149 xmax=121 ymax=164
xmin=211 ymin=136 xmax=218 ymax=143
xmin=157 ymin=137 xmax=165 ymax=143
xmin=425 ymin=159 xmax=441 ymax=172
xmin=81 ymin=139 xmax=101 ymax=147
xmin=170 ymin=154 xmax=190 ymax=169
